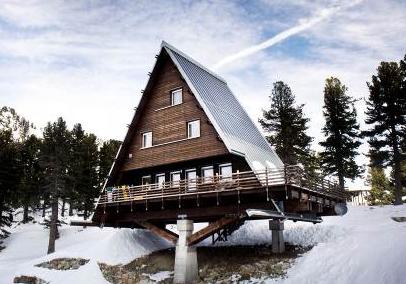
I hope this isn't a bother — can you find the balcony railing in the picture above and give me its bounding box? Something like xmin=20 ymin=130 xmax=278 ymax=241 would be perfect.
xmin=97 ymin=165 xmax=347 ymax=206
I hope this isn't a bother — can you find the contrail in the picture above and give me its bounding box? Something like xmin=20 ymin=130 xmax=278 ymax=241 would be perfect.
xmin=213 ymin=1 xmax=363 ymax=70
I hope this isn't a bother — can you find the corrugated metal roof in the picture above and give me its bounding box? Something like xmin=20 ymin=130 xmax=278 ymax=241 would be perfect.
xmin=162 ymin=41 xmax=283 ymax=170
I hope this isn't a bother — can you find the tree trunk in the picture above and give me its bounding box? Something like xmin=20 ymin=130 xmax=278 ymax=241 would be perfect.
xmin=61 ymin=199 xmax=65 ymax=217
xmin=338 ymin=173 xmax=345 ymax=191
xmin=391 ymin=127 xmax=403 ymax=205
xmin=47 ymin=198 xmax=58 ymax=254
xmin=69 ymin=202 xmax=73 ymax=216
xmin=42 ymin=200 xmax=46 ymax=218
xmin=84 ymin=206 xmax=88 ymax=220
xmin=22 ymin=203 xmax=29 ymax=223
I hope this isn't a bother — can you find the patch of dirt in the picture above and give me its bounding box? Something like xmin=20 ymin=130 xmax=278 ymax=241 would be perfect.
xmin=35 ymin=257 xmax=89 ymax=270
xmin=98 ymin=245 xmax=309 ymax=283
xmin=13 ymin=275 xmax=49 ymax=284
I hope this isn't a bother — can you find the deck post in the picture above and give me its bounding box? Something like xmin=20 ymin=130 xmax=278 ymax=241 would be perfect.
xmin=174 ymin=219 xmax=198 ymax=284
xmin=269 ymin=219 xmax=285 ymax=253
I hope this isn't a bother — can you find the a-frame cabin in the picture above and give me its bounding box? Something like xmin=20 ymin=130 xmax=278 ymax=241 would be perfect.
xmin=75 ymin=41 xmax=346 ymax=240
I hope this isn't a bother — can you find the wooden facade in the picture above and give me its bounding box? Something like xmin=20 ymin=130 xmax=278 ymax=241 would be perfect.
xmin=122 ymin=55 xmax=229 ymax=172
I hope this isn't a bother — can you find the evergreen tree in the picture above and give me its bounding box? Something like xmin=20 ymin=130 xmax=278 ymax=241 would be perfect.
xmin=78 ymin=133 xmax=99 ymax=219
xmin=366 ymin=167 xmax=394 ymax=205
xmin=319 ymin=77 xmax=362 ymax=189
xmin=99 ymin=139 xmax=121 ymax=185
xmin=259 ymin=81 xmax=312 ymax=166
xmin=66 ymin=123 xmax=85 ymax=216
xmin=364 ymin=57 xmax=406 ymax=205
xmin=19 ymin=135 xmax=42 ymax=223
xmin=0 ymin=130 xmax=19 ymax=247
xmin=39 ymin=117 xmax=71 ymax=254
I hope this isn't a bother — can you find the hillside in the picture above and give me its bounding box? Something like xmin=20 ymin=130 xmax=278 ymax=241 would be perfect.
xmin=1 ymin=205 xmax=405 ymax=283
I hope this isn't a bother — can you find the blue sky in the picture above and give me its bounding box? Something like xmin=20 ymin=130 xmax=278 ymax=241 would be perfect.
xmin=0 ymin=0 xmax=405 ymax=188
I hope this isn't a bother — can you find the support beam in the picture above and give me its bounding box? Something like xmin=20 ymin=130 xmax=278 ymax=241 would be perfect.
xmin=174 ymin=219 xmax=198 ymax=284
xmin=187 ymin=215 xmax=244 ymax=246
xmin=269 ymin=219 xmax=285 ymax=253
xmin=135 ymin=220 xmax=178 ymax=244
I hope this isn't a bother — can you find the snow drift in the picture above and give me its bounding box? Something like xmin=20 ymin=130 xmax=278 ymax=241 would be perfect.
xmin=0 ymin=205 xmax=406 ymax=283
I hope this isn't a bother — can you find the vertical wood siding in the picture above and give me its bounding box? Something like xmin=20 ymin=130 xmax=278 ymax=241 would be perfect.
xmin=121 ymin=56 xmax=229 ymax=171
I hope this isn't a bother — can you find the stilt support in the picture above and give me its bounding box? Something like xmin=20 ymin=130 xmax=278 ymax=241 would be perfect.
xmin=269 ymin=219 xmax=285 ymax=253
xmin=174 ymin=219 xmax=198 ymax=284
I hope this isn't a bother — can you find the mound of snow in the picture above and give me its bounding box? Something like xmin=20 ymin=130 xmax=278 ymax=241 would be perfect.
xmin=0 ymin=217 xmax=170 ymax=283
xmin=273 ymin=205 xmax=406 ymax=284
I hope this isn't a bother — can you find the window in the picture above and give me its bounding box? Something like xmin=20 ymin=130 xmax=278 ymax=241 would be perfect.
xmin=156 ymin=173 xmax=165 ymax=189
xmin=219 ymin=163 xmax=232 ymax=182
xmin=128 ymin=153 xmax=133 ymax=159
xmin=186 ymin=169 xmax=197 ymax=191
xmin=187 ymin=120 xmax=200 ymax=139
xmin=171 ymin=171 xmax=181 ymax=187
xmin=201 ymin=166 xmax=214 ymax=183
xmin=142 ymin=132 xmax=152 ymax=148
xmin=142 ymin=175 xmax=151 ymax=189
xmin=171 ymin=89 xmax=182 ymax=106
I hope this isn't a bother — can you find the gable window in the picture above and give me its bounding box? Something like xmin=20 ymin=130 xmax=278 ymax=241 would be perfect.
xmin=219 ymin=163 xmax=232 ymax=182
xmin=187 ymin=120 xmax=200 ymax=139
xmin=171 ymin=89 xmax=183 ymax=106
xmin=142 ymin=132 xmax=152 ymax=148
xmin=201 ymin=166 xmax=214 ymax=183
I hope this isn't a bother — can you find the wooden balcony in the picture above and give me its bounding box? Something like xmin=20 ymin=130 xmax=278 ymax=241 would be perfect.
xmin=97 ymin=165 xmax=347 ymax=207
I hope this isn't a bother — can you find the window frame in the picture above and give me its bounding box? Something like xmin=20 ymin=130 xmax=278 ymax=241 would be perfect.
xmin=156 ymin=173 xmax=166 ymax=189
xmin=185 ymin=168 xmax=197 ymax=191
xmin=141 ymin=131 xmax=152 ymax=148
xmin=171 ymin=88 xmax=183 ymax=106
xmin=201 ymin=166 xmax=214 ymax=183
xmin=170 ymin=170 xmax=182 ymax=187
xmin=141 ymin=175 xmax=151 ymax=189
xmin=187 ymin=119 xmax=201 ymax=139
xmin=219 ymin=163 xmax=232 ymax=182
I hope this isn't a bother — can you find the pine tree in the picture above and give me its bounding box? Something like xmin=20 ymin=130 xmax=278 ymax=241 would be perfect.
xmin=319 ymin=77 xmax=362 ymax=189
xmin=0 ymin=130 xmax=19 ymax=247
xmin=259 ymin=81 xmax=313 ymax=166
xmin=39 ymin=117 xmax=71 ymax=254
xmin=19 ymin=134 xmax=42 ymax=223
xmin=366 ymin=167 xmax=394 ymax=205
xmin=364 ymin=57 xmax=406 ymax=205
xmin=79 ymin=133 xmax=99 ymax=220
xmin=99 ymin=139 xmax=121 ymax=185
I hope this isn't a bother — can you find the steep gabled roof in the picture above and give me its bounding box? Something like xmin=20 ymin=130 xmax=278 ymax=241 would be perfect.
xmin=162 ymin=41 xmax=283 ymax=171
xmin=105 ymin=41 xmax=283 ymax=189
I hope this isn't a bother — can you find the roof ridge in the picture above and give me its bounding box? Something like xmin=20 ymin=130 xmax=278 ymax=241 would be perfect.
xmin=161 ymin=41 xmax=227 ymax=83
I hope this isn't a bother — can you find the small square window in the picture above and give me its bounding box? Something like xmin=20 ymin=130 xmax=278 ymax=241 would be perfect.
xmin=142 ymin=132 xmax=152 ymax=148
xmin=171 ymin=89 xmax=182 ymax=106
xmin=187 ymin=120 xmax=200 ymax=138
xmin=128 ymin=153 xmax=133 ymax=159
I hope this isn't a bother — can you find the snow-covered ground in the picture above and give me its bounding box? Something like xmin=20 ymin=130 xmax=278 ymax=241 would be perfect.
xmin=1 ymin=205 xmax=406 ymax=283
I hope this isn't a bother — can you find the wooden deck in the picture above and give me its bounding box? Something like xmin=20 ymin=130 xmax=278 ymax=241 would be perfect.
xmin=97 ymin=166 xmax=346 ymax=206
xmin=86 ymin=166 xmax=347 ymax=228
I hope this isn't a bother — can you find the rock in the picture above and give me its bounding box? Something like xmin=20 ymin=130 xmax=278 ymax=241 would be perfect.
xmin=13 ymin=275 xmax=48 ymax=284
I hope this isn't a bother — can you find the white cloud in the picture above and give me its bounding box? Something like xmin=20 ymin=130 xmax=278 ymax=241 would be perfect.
xmin=0 ymin=0 xmax=405 ymax=189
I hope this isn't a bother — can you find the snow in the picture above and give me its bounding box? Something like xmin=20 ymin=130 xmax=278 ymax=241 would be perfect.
xmin=1 ymin=205 xmax=406 ymax=283
xmin=0 ymin=214 xmax=171 ymax=283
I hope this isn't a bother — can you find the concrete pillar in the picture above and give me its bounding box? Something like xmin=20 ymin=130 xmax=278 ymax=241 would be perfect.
xmin=269 ymin=219 xmax=285 ymax=253
xmin=174 ymin=219 xmax=198 ymax=284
